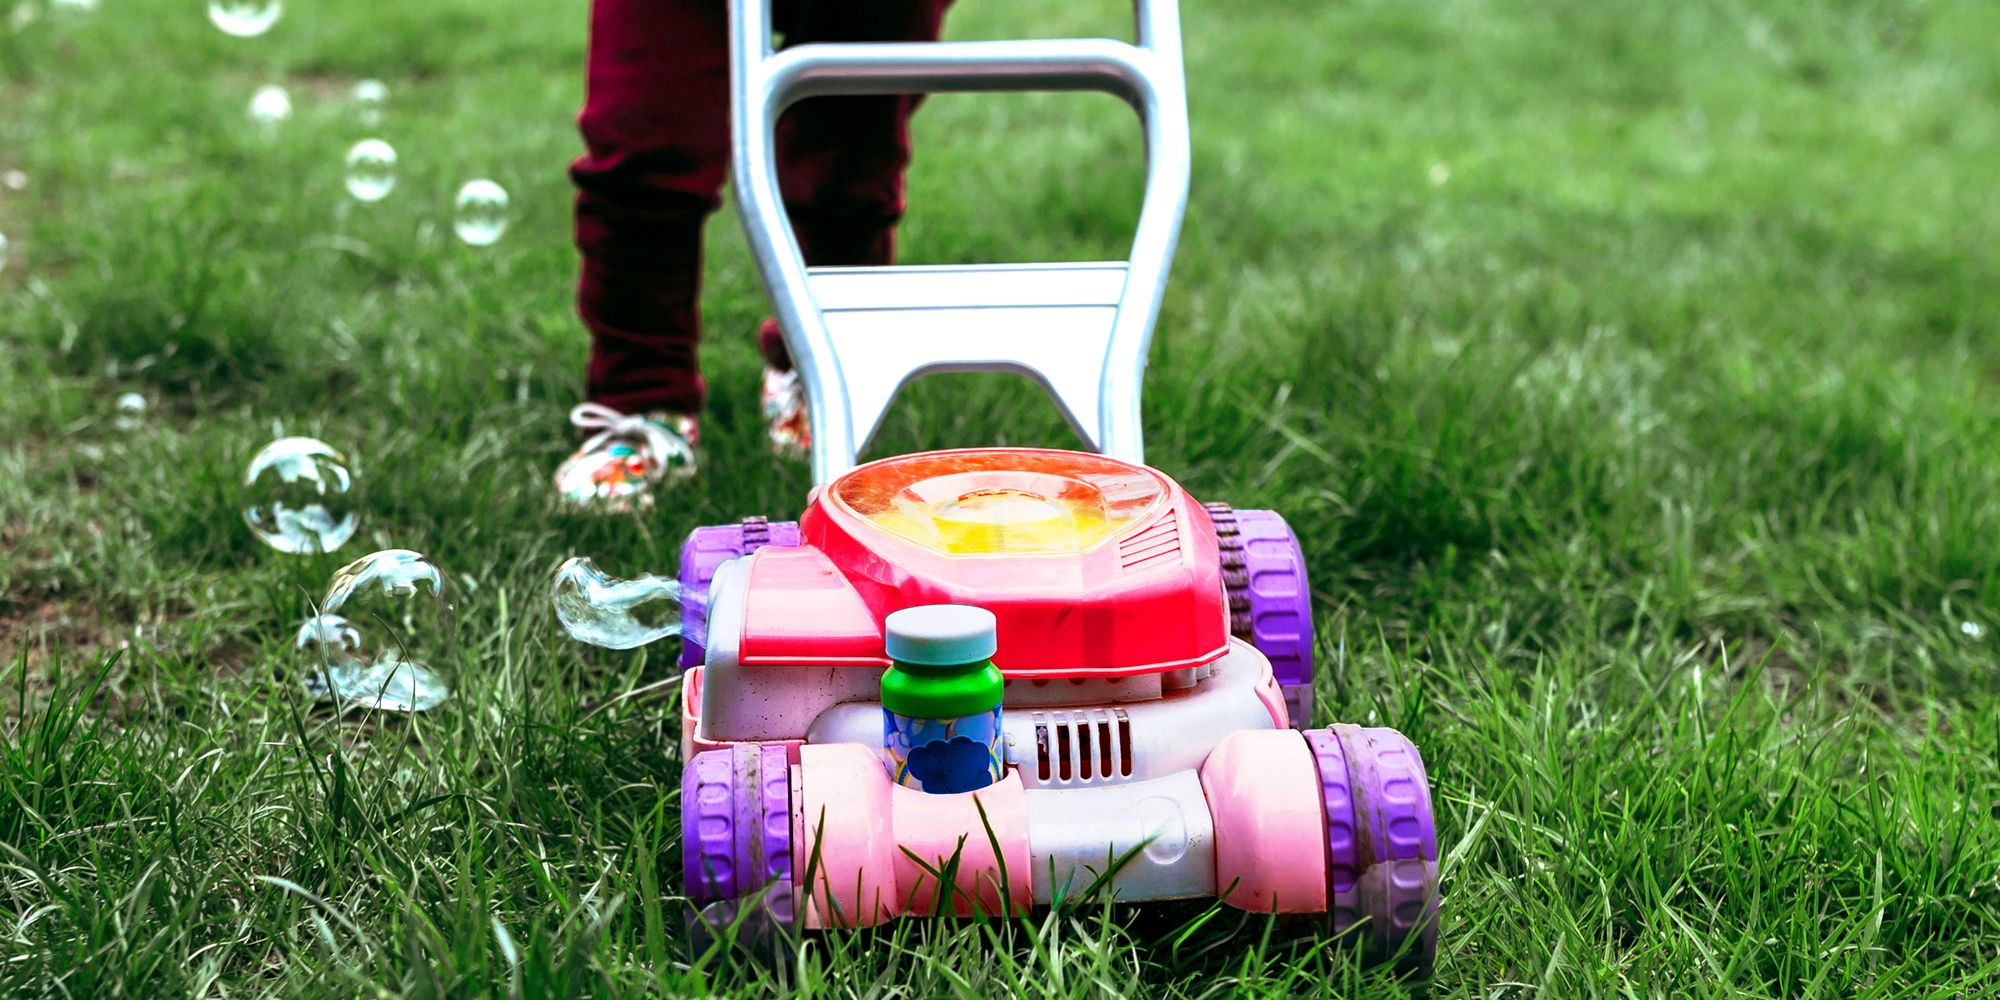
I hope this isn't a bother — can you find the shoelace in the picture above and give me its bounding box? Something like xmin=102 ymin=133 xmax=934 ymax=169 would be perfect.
xmin=568 ymin=402 xmax=687 ymax=467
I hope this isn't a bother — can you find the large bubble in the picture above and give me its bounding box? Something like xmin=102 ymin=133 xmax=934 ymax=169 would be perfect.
xmin=242 ymin=436 xmax=358 ymax=555
xmin=551 ymin=557 xmax=682 ymax=650
xmin=311 ymin=549 xmax=456 ymax=711
xmin=452 ymin=179 xmax=509 ymax=247
xmin=207 ymin=0 xmax=280 ymax=37
xmin=344 ymin=139 xmax=397 ymax=203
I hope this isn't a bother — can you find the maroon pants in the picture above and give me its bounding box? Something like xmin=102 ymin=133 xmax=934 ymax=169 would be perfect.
xmin=573 ymin=0 xmax=951 ymax=415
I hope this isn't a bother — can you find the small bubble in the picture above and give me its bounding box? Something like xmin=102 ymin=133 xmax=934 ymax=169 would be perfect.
xmin=2 ymin=170 xmax=25 ymax=190
xmin=314 ymin=549 xmax=456 ymax=711
xmin=452 ymin=179 xmax=509 ymax=247
xmin=1961 ymin=620 xmax=1985 ymax=639
xmin=113 ymin=391 xmax=147 ymax=431
xmin=1428 ymin=162 xmax=1451 ymax=187
xmin=352 ymin=79 xmax=387 ymax=127
xmin=207 ymin=0 xmax=280 ymax=37
xmin=247 ymin=84 xmax=292 ymax=125
xmin=242 ymin=436 xmax=358 ymax=554
xmin=552 ymin=557 xmax=683 ymax=649
xmin=343 ymin=139 xmax=396 ymax=202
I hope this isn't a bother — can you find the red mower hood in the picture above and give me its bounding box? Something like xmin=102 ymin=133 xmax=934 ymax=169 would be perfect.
xmin=735 ymin=448 xmax=1230 ymax=678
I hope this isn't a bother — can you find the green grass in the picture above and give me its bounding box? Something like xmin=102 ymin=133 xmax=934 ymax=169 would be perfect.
xmin=4 ymin=0 xmax=2000 ymax=994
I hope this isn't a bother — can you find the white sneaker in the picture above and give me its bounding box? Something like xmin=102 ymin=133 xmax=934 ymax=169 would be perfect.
xmin=552 ymin=403 xmax=699 ymax=513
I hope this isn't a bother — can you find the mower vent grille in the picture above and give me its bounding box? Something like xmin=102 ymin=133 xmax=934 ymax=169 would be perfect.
xmin=1119 ymin=508 xmax=1182 ymax=571
xmin=1031 ymin=709 xmax=1134 ymax=784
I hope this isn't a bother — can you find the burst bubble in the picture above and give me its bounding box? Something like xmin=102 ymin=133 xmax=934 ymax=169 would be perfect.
xmin=314 ymin=549 xmax=455 ymax=711
xmin=248 ymin=84 xmax=292 ymax=125
xmin=551 ymin=557 xmax=683 ymax=650
xmin=452 ymin=179 xmax=509 ymax=247
xmin=343 ymin=139 xmax=396 ymax=202
xmin=242 ymin=436 xmax=358 ymax=554
xmin=207 ymin=0 xmax=280 ymax=37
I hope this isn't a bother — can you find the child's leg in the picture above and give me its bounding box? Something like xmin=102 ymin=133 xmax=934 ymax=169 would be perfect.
xmin=571 ymin=0 xmax=731 ymax=416
xmin=756 ymin=0 xmax=954 ymax=370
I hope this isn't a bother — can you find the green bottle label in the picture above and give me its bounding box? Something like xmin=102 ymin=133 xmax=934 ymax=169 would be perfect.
xmin=880 ymin=656 xmax=1003 ymax=719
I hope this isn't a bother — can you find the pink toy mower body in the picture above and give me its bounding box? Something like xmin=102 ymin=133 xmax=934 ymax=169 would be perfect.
xmin=669 ymin=448 xmax=1439 ymax=971
xmin=556 ymin=0 xmax=1442 ymax=974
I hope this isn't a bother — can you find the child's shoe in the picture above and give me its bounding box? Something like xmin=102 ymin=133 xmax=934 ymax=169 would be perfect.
xmin=761 ymin=365 xmax=811 ymax=455
xmin=554 ymin=403 xmax=698 ymax=513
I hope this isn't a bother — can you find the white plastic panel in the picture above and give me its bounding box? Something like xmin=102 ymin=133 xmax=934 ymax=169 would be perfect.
xmin=1023 ymin=770 xmax=1216 ymax=904
xmin=805 ymin=639 xmax=1278 ymax=788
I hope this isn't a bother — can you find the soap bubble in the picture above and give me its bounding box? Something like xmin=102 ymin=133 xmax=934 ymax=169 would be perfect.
xmin=452 ymin=179 xmax=509 ymax=247
xmin=312 ymin=550 xmax=455 ymax=711
xmin=352 ymin=79 xmax=387 ymax=127
xmin=113 ymin=392 xmax=147 ymax=431
xmin=552 ymin=557 xmax=682 ymax=649
xmin=242 ymin=436 xmax=358 ymax=554
xmin=344 ymin=140 xmax=396 ymax=203
xmin=207 ymin=0 xmax=280 ymax=37
xmin=1961 ymin=620 xmax=1986 ymax=640
xmin=247 ymin=84 xmax=291 ymax=125
xmin=293 ymin=612 xmax=360 ymax=698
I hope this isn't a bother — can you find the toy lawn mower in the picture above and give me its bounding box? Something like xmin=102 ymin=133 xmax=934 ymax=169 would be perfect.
xmin=556 ymin=0 xmax=1441 ymax=973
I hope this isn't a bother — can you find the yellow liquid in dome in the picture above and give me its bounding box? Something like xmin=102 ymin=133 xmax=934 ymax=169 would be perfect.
xmin=871 ymin=489 xmax=1115 ymax=555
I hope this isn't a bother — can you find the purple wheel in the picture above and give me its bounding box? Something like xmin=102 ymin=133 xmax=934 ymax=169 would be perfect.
xmin=677 ymin=517 xmax=800 ymax=669
xmin=682 ymin=743 xmax=795 ymax=958
xmin=1318 ymin=725 xmax=1438 ymax=973
xmin=1208 ymin=504 xmax=1316 ymax=727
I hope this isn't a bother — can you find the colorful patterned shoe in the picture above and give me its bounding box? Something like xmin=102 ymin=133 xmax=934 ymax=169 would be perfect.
xmin=554 ymin=403 xmax=699 ymax=513
xmin=761 ymin=365 xmax=811 ymax=456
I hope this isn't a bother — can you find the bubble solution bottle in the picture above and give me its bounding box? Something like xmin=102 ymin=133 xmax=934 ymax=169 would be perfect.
xmin=882 ymin=605 xmax=1005 ymax=794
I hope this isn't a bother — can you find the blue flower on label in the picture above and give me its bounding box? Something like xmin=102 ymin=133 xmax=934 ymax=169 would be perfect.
xmin=905 ymin=735 xmax=997 ymax=793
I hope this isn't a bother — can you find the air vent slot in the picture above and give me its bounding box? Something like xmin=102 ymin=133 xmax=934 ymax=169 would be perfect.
xmin=1118 ymin=509 xmax=1181 ymax=571
xmin=1031 ymin=709 xmax=1134 ymax=785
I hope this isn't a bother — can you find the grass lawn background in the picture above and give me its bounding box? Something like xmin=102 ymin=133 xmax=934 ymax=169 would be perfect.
xmin=3 ymin=0 xmax=2000 ymax=995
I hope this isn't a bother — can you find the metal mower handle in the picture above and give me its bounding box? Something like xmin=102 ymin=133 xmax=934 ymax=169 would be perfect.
xmin=730 ymin=0 xmax=1192 ymax=483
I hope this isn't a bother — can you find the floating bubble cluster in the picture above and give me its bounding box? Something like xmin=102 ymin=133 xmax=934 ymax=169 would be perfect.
xmin=343 ymin=139 xmax=397 ymax=202
xmin=242 ymin=436 xmax=357 ymax=554
xmin=207 ymin=0 xmax=280 ymax=37
xmin=305 ymin=549 xmax=455 ymax=711
xmin=114 ymin=392 xmax=147 ymax=431
xmin=452 ymin=179 xmax=509 ymax=247
xmin=551 ymin=557 xmax=683 ymax=649
xmin=248 ymin=84 xmax=292 ymax=125
xmin=352 ymin=79 xmax=387 ymax=128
